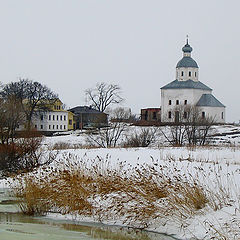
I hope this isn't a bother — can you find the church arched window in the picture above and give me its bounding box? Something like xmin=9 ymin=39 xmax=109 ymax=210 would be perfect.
xmin=168 ymin=111 xmax=171 ymax=119
xmin=181 ymin=71 xmax=184 ymax=76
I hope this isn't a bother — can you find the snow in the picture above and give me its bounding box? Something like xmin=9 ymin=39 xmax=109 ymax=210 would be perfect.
xmin=1 ymin=124 xmax=240 ymax=239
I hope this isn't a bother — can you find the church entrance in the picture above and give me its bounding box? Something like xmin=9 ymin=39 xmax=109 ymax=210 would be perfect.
xmin=175 ymin=111 xmax=180 ymax=123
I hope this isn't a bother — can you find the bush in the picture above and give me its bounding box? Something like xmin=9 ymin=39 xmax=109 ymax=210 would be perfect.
xmin=123 ymin=128 xmax=157 ymax=147
xmin=0 ymin=131 xmax=43 ymax=176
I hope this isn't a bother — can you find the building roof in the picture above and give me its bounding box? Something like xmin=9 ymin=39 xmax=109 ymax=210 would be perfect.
xmin=141 ymin=108 xmax=161 ymax=111
xmin=176 ymin=56 xmax=198 ymax=68
xmin=69 ymin=106 xmax=106 ymax=114
xmin=161 ymin=79 xmax=212 ymax=91
xmin=182 ymin=43 xmax=193 ymax=53
xmin=196 ymin=94 xmax=225 ymax=107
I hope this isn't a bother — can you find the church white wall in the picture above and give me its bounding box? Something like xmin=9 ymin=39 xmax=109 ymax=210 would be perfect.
xmin=176 ymin=67 xmax=199 ymax=81
xmin=161 ymin=88 xmax=212 ymax=122
xmin=197 ymin=106 xmax=225 ymax=123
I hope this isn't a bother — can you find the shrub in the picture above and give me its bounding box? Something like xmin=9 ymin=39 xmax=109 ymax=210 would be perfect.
xmin=123 ymin=128 xmax=157 ymax=147
xmin=0 ymin=130 xmax=43 ymax=176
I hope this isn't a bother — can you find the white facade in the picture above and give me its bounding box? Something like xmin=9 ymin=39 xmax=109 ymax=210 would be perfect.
xmin=199 ymin=106 xmax=225 ymax=123
xmin=161 ymin=88 xmax=212 ymax=121
xmin=161 ymin=40 xmax=225 ymax=123
xmin=32 ymin=111 xmax=69 ymax=132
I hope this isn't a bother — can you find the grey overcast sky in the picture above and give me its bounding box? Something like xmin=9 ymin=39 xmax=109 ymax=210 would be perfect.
xmin=0 ymin=0 xmax=239 ymax=122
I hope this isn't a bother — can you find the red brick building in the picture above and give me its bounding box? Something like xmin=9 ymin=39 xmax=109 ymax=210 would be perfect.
xmin=141 ymin=108 xmax=161 ymax=122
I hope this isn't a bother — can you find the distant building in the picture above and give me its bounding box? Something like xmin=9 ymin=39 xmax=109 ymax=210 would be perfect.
xmin=69 ymin=106 xmax=108 ymax=129
xmin=32 ymin=99 xmax=69 ymax=132
xmin=68 ymin=111 xmax=75 ymax=130
xmin=141 ymin=108 xmax=161 ymax=122
xmin=17 ymin=98 xmax=74 ymax=134
xmin=160 ymin=39 xmax=225 ymax=123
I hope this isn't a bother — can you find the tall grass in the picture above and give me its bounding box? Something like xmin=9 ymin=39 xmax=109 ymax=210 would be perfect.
xmin=11 ymin=152 xmax=240 ymax=238
xmin=12 ymin=155 xmax=209 ymax=225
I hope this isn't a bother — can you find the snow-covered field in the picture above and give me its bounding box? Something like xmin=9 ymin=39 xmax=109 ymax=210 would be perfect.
xmin=1 ymin=124 xmax=240 ymax=239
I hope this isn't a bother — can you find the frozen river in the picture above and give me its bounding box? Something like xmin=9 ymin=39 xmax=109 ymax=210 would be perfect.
xmin=0 ymin=189 xmax=177 ymax=240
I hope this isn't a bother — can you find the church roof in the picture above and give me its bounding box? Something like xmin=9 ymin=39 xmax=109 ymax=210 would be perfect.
xmin=182 ymin=43 xmax=192 ymax=53
xmin=196 ymin=94 xmax=225 ymax=107
xmin=176 ymin=56 xmax=198 ymax=68
xmin=161 ymin=79 xmax=212 ymax=91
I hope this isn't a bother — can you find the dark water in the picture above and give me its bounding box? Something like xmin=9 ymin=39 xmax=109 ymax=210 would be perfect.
xmin=0 ymin=189 xmax=177 ymax=240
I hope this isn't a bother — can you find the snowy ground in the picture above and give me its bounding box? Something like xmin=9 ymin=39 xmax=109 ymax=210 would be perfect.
xmin=1 ymin=124 xmax=240 ymax=239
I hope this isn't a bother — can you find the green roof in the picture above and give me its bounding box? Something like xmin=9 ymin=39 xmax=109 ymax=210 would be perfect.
xmin=176 ymin=56 xmax=198 ymax=68
xmin=161 ymin=79 xmax=212 ymax=91
xmin=196 ymin=94 xmax=225 ymax=107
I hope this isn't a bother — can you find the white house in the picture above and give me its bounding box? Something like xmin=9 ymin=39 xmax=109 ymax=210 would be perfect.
xmin=33 ymin=111 xmax=69 ymax=132
xmin=160 ymin=40 xmax=225 ymax=123
xmin=32 ymin=99 xmax=69 ymax=132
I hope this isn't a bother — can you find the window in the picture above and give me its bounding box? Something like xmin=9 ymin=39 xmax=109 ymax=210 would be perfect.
xmin=184 ymin=100 xmax=187 ymax=105
xmin=40 ymin=115 xmax=44 ymax=121
xmin=40 ymin=125 xmax=43 ymax=129
xmin=181 ymin=71 xmax=184 ymax=76
xmin=176 ymin=100 xmax=179 ymax=105
xmin=144 ymin=111 xmax=148 ymax=121
xmin=189 ymin=71 xmax=191 ymax=77
xmin=49 ymin=125 xmax=51 ymax=129
xmin=35 ymin=125 xmax=37 ymax=129
xmin=53 ymin=115 xmax=55 ymax=121
xmin=153 ymin=112 xmax=157 ymax=120
xmin=169 ymin=100 xmax=172 ymax=105
xmin=56 ymin=125 xmax=58 ymax=129
xmin=60 ymin=125 xmax=62 ymax=130
xmin=57 ymin=115 xmax=59 ymax=121
xmin=175 ymin=111 xmax=179 ymax=123
xmin=202 ymin=112 xmax=205 ymax=119
xmin=60 ymin=115 xmax=62 ymax=121
xmin=54 ymin=106 xmax=56 ymax=110
xmin=64 ymin=125 xmax=66 ymax=130
xmin=53 ymin=125 xmax=55 ymax=130
xmin=222 ymin=112 xmax=224 ymax=119
xmin=168 ymin=111 xmax=171 ymax=119
xmin=64 ymin=116 xmax=66 ymax=121
xmin=184 ymin=112 xmax=188 ymax=119
xmin=195 ymin=72 xmax=197 ymax=77
xmin=69 ymin=119 xmax=72 ymax=125
xmin=49 ymin=115 xmax=51 ymax=121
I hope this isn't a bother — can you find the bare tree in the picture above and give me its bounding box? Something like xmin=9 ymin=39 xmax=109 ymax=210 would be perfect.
xmin=124 ymin=127 xmax=158 ymax=147
xmin=87 ymin=107 xmax=128 ymax=148
xmin=183 ymin=105 xmax=215 ymax=145
xmin=85 ymin=82 xmax=124 ymax=112
xmin=161 ymin=105 xmax=215 ymax=146
xmin=160 ymin=105 xmax=187 ymax=146
xmin=1 ymin=79 xmax=58 ymax=129
xmin=0 ymin=95 xmax=24 ymax=144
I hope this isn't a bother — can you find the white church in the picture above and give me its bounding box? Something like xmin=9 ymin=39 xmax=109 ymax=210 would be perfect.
xmin=160 ymin=40 xmax=225 ymax=123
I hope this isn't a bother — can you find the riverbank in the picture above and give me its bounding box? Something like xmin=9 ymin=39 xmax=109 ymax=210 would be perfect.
xmin=1 ymin=143 xmax=239 ymax=239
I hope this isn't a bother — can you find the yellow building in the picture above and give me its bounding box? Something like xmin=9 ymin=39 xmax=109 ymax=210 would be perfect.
xmin=21 ymin=98 xmax=76 ymax=132
xmin=68 ymin=111 xmax=76 ymax=130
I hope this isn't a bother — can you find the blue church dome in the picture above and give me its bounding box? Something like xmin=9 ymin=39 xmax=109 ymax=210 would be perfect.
xmin=176 ymin=56 xmax=198 ymax=68
xmin=176 ymin=39 xmax=198 ymax=68
xmin=182 ymin=44 xmax=192 ymax=53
